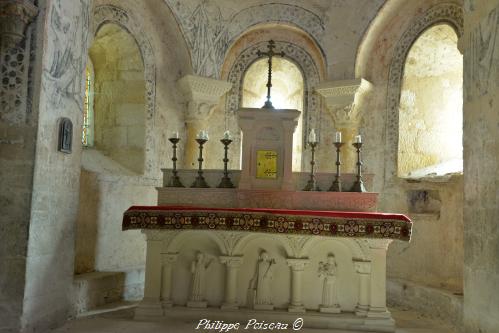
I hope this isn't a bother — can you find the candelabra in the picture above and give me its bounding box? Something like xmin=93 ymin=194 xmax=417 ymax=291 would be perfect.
xmin=191 ymin=138 xmax=210 ymax=188
xmin=167 ymin=137 xmax=184 ymax=187
xmin=303 ymin=142 xmax=320 ymax=191
xmin=351 ymin=142 xmax=367 ymax=192
xmin=329 ymin=142 xmax=344 ymax=192
xmin=218 ymin=138 xmax=235 ymax=188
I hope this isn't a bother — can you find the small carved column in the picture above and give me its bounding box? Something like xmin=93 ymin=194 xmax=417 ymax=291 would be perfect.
xmin=353 ymin=258 xmax=372 ymax=316
xmin=0 ymin=0 xmax=38 ymax=122
xmin=315 ymin=79 xmax=372 ymax=172
xmin=136 ymin=231 xmax=164 ymax=317
xmin=366 ymin=239 xmax=392 ymax=318
xmin=219 ymin=255 xmax=243 ymax=310
xmin=286 ymin=258 xmax=310 ymax=313
xmin=161 ymin=253 xmax=178 ymax=308
xmin=177 ymin=75 xmax=232 ymax=168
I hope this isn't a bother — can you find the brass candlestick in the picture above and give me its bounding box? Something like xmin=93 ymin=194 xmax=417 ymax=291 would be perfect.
xmin=191 ymin=138 xmax=210 ymax=188
xmin=218 ymin=138 xmax=235 ymax=188
xmin=329 ymin=142 xmax=344 ymax=192
xmin=303 ymin=142 xmax=320 ymax=191
xmin=167 ymin=137 xmax=184 ymax=187
xmin=351 ymin=142 xmax=367 ymax=192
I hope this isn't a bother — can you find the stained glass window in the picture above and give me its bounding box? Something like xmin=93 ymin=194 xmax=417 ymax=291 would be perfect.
xmin=82 ymin=63 xmax=93 ymax=146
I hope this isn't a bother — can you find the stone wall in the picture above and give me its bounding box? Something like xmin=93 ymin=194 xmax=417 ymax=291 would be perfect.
xmin=74 ymin=0 xmax=190 ymax=288
xmin=21 ymin=0 xmax=90 ymax=331
xmin=462 ymin=0 xmax=499 ymax=331
xmin=0 ymin=0 xmax=38 ymax=330
xmin=355 ymin=0 xmax=465 ymax=299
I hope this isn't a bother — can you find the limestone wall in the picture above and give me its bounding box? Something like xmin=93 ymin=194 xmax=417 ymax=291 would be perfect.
xmin=74 ymin=0 xmax=190 ymax=286
xmin=21 ymin=0 xmax=90 ymax=331
xmin=355 ymin=0 xmax=465 ymax=297
xmin=463 ymin=0 xmax=499 ymax=331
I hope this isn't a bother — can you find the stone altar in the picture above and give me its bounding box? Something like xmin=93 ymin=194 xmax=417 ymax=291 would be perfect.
xmin=123 ymin=106 xmax=412 ymax=332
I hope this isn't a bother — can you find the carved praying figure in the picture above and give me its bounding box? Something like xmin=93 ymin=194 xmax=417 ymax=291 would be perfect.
xmin=318 ymin=254 xmax=341 ymax=313
xmin=249 ymin=250 xmax=275 ymax=310
xmin=188 ymin=252 xmax=212 ymax=306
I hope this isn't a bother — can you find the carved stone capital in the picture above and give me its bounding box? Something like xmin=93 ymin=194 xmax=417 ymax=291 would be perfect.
xmin=286 ymin=258 xmax=310 ymax=271
xmin=177 ymin=74 xmax=232 ymax=122
xmin=315 ymin=78 xmax=372 ymax=127
xmin=162 ymin=253 xmax=178 ymax=265
xmin=0 ymin=0 xmax=38 ymax=46
xmin=219 ymin=255 xmax=243 ymax=268
xmin=366 ymin=239 xmax=392 ymax=250
xmin=352 ymin=259 xmax=372 ymax=274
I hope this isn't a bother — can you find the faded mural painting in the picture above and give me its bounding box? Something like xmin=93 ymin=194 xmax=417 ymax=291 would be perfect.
xmin=165 ymin=0 xmax=326 ymax=78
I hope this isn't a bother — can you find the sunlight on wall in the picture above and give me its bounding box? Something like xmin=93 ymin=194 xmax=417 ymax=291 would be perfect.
xmin=242 ymin=58 xmax=304 ymax=171
xmin=398 ymin=24 xmax=463 ymax=178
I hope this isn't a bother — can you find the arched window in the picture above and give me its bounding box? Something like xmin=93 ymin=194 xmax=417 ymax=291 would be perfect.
xmin=241 ymin=57 xmax=304 ymax=171
xmin=82 ymin=58 xmax=94 ymax=147
xmin=88 ymin=23 xmax=146 ymax=174
xmin=398 ymin=24 xmax=463 ymax=178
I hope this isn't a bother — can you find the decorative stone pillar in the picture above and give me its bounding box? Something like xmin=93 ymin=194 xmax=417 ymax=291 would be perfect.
xmin=177 ymin=74 xmax=232 ymax=168
xmin=286 ymin=258 xmax=310 ymax=313
xmin=0 ymin=0 xmax=38 ymax=123
xmin=366 ymin=239 xmax=392 ymax=318
xmin=315 ymin=79 xmax=372 ymax=172
xmin=160 ymin=253 xmax=178 ymax=308
xmin=353 ymin=258 xmax=372 ymax=316
xmin=135 ymin=231 xmax=164 ymax=318
xmin=219 ymin=255 xmax=243 ymax=310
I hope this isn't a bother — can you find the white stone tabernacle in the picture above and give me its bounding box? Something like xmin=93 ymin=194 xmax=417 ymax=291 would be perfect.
xmin=127 ymin=106 xmax=412 ymax=332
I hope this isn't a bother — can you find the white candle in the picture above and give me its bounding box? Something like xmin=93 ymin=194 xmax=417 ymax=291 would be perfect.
xmin=171 ymin=131 xmax=179 ymax=139
xmin=355 ymin=135 xmax=362 ymax=143
xmin=203 ymin=130 xmax=209 ymax=140
xmin=223 ymin=130 xmax=231 ymax=140
xmin=197 ymin=130 xmax=204 ymax=139
xmin=308 ymin=129 xmax=317 ymax=143
xmin=335 ymin=131 xmax=342 ymax=143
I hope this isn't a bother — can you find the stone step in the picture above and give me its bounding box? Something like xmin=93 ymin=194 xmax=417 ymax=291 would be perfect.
xmin=72 ymin=271 xmax=128 ymax=316
xmin=77 ymin=301 xmax=138 ymax=319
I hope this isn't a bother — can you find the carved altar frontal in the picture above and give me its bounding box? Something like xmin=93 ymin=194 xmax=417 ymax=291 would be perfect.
xmin=127 ymin=186 xmax=411 ymax=332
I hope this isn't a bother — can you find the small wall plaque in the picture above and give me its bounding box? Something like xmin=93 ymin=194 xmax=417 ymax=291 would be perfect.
xmin=58 ymin=117 xmax=73 ymax=154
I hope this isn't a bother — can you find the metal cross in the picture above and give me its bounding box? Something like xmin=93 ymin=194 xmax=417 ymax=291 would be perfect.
xmin=257 ymin=40 xmax=285 ymax=109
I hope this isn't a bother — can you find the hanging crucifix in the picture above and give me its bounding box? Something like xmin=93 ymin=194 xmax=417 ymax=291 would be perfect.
xmin=257 ymin=40 xmax=285 ymax=109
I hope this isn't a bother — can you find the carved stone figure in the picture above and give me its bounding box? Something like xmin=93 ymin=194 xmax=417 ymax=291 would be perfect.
xmin=249 ymin=250 xmax=275 ymax=310
xmin=318 ymin=254 xmax=341 ymax=313
xmin=187 ymin=252 xmax=212 ymax=308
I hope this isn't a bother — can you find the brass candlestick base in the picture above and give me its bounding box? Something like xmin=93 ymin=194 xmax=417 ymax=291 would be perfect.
xmin=329 ymin=142 xmax=344 ymax=192
xmin=351 ymin=142 xmax=366 ymax=192
xmin=303 ymin=142 xmax=320 ymax=191
xmin=218 ymin=138 xmax=235 ymax=188
xmin=191 ymin=138 xmax=210 ymax=188
xmin=167 ymin=137 xmax=184 ymax=188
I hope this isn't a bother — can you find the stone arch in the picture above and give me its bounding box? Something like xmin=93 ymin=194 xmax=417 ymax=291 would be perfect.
xmin=384 ymin=3 xmax=463 ymax=182
xmin=223 ymin=40 xmax=323 ymax=170
xmin=92 ymin=4 xmax=156 ymax=175
xmin=166 ymin=230 xmax=226 ymax=255
xmin=300 ymin=237 xmax=370 ymax=261
xmin=232 ymin=233 xmax=294 ymax=258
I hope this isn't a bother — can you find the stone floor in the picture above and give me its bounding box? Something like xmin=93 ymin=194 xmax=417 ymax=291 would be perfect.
xmin=52 ymin=304 xmax=457 ymax=333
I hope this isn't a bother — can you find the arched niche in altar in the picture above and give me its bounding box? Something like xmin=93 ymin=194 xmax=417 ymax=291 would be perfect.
xmin=302 ymin=239 xmax=359 ymax=311
xmin=169 ymin=231 xmax=225 ymax=307
xmin=219 ymin=24 xmax=326 ymax=171
xmin=234 ymin=235 xmax=292 ymax=310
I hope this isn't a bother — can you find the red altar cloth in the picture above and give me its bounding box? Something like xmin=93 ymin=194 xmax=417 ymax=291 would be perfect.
xmin=122 ymin=206 xmax=412 ymax=241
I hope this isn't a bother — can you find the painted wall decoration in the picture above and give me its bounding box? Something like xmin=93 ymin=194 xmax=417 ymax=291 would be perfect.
xmin=165 ymin=0 xmax=326 ymax=78
xmin=42 ymin=0 xmax=90 ymax=112
xmin=465 ymin=6 xmax=499 ymax=101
